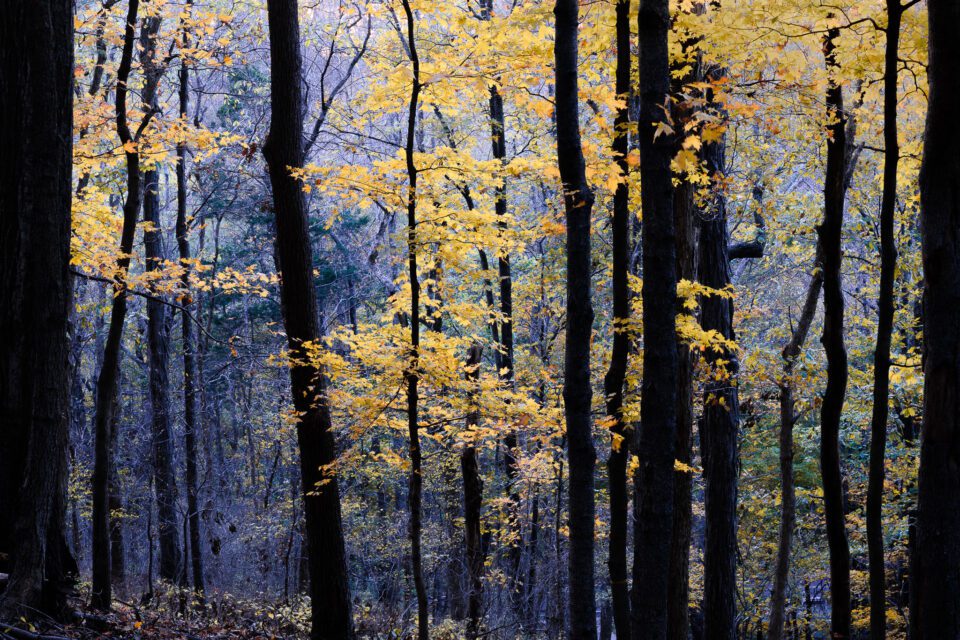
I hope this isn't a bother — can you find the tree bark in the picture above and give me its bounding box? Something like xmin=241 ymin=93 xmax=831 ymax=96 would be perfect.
xmin=819 ymin=28 xmax=852 ymax=640
xmin=139 ymin=14 xmax=182 ymax=585
xmin=0 ymin=0 xmax=76 ymax=619
xmin=866 ymin=2 xmax=902 ymax=637
xmin=90 ymin=0 xmax=144 ymax=609
xmin=699 ymin=66 xmax=739 ymax=640
xmin=911 ymin=0 xmax=960 ymax=636
xmin=605 ymin=1 xmax=632 ymax=638
xmin=555 ymin=0 xmax=597 ymax=637
xmin=396 ymin=2 xmax=429 ymax=638
xmin=462 ymin=345 xmax=485 ymax=639
xmin=767 ymin=250 xmax=823 ymax=640
xmin=262 ymin=0 xmax=354 ymax=637
xmin=177 ymin=3 xmax=205 ymax=601
xmin=631 ymin=0 xmax=678 ymax=636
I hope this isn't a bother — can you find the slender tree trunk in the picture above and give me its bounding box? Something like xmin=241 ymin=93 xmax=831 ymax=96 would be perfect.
xmin=90 ymin=0 xmax=144 ymax=609
xmin=397 ymin=2 xmax=428 ymax=638
xmin=911 ymin=0 xmax=960 ymax=636
xmin=668 ymin=116 xmax=697 ymax=640
xmin=866 ymin=2 xmax=902 ymax=637
xmin=177 ymin=4 xmax=205 ymax=601
xmin=139 ymin=14 xmax=182 ymax=585
xmin=462 ymin=345 xmax=485 ymax=639
xmin=555 ymin=1 xmax=597 ymax=636
xmin=768 ymin=252 xmax=823 ymax=640
xmin=606 ymin=2 xmax=633 ymax=637
xmin=262 ymin=0 xmax=354 ymax=637
xmin=632 ymin=0 xmax=678 ymax=636
xmin=699 ymin=83 xmax=739 ymax=638
xmin=819 ymin=28 xmax=852 ymax=640
xmin=0 ymin=0 xmax=76 ymax=618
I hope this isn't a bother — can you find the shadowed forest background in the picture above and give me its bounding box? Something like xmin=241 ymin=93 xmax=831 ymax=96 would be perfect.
xmin=2 ymin=0 xmax=960 ymax=639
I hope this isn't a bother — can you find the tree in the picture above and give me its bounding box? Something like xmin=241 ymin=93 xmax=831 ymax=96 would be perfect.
xmin=0 ymin=0 xmax=76 ymax=619
xmin=632 ymin=0 xmax=678 ymax=637
xmin=605 ymin=0 xmax=632 ymax=637
xmin=819 ymin=26 xmax=852 ymax=640
xmin=398 ymin=2 xmax=428 ymax=637
xmin=176 ymin=0 xmax=205 ymax=600
xmin=699 ymin=64 xmax=739 ymax=640
xmin=911 ymin=0 xmax=960 ymax=636
xmin=139 ymin=11 xmax=183 ymax=586
xmin=555 ymin=0 xmax=597 ymax=637
xmin=262 ymin=0 xmax=354 ymax=637
xmin=91 ymin=0 xmax=146 ymax=609
xmin=866 ymin=0 xmax=905 ymax=637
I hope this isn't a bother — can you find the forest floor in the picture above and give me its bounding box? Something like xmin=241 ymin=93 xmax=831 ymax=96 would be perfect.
xmin=1 ymin=590 xmax=309 ymax=640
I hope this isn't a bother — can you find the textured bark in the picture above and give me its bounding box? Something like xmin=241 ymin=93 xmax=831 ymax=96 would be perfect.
xmin=177 ymin=5 xmax=206 ymax=600
xmin=462 ymin=345 xmax=485 ymax=639
xmin=397 ymin=3 xmax=428 ymax=638
xmin=819 ymin=29 xmax=852 ymax=640
xmin=262 ymin=0 xmax=354 ymax=637
xmin=605 ymin=1 xmax=632 ymax=638
xmin=91 ymin=0 xmax=143 ymax=609
xmin=768 ymin=254 xmax=823 ymax=640
xmin=866 ymin=2 xmax=901 ymax=637
xmin=631 ymin=0 xmax=678 ymax=636
xmin=555 ymin=1 xmax=597 ymax=637
xmin=138 ymin=14 xmax=182 ymax=585
xmin=0 ymin=0 xmax=76 ymax=619
xmin=911 ymin=0 xmax=960 ymax=636
xmin=699 ymin=67 xmax=738 ymax=640
xmin=667 ymin=53 xmax=699 ymax=640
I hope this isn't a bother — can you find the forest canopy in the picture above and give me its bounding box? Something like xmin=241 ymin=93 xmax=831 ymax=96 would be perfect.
xmin=0 ymin=0 xmax=957 ymax=639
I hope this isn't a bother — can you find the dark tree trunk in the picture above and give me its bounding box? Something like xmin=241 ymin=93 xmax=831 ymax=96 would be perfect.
xmin=396 ymin=3 xmax=428 ymax=638
xmin=555 ymin=0 xmax=597 ymax=637
xmin=462 ymin=345 xmax=485 ymax=639
xmin=819 ymin=28 xmax=852 ymax=640
xmin=90 ymin=0 xmax=143 ymax=609
xmin=768 ymin=252 xmax=823 ymax=640
xmin=139 ymin=14 xmax=182 ymax=585
xmin=631 ymin=0 xmax=678 ymax=636
xmin=606 ymin=2 xmax=633 ymax=638
xmin=177 ymin=5 xmax=205 ymax=601
xmin=0 ymin=0 xmax=76 ymax=619
xmin=911 ymin=0 xmax=960 ymax=636
xmin=699 ymin=86 xmax=739 ymax=639
xmin=667 ymin=66 xmax=699 ymax=640
xmin=866 ymin=2 xmax=901 ymax=637
xmin=262 ymin=0 xmax=354 ymax=637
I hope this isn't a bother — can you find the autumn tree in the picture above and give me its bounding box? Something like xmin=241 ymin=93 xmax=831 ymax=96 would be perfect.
xmin=262 ymin=0 xmax=354 ymax=636
xmin=632 ymin=0 xmax=679 ymax=637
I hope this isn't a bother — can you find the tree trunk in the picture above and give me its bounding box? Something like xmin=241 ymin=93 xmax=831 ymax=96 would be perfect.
xmin=0 ymin=0 xmax=76 ymax=619
xmin=139 ymin=14 xmax=182 ymax=585
xmin=866 ymin=2 xmax=901 ymax=637
xmin=262 ymin=0 xmax=354 ymax=637
xmin=90 ymin=0 xmax=144 ymax=609
xmin=767 ymin=252 xmax=823 ymax=640
xmin=396 ymin=2 xmax=428 ymax=638
xmin=819 ymin=28 xmax=852 ymax=640
xmin=177 ymin=5 xmax=205 ymax=601
xmin=632 ymin=0 xmax=678 ymax=636
xmin=606 ymin=2 xmax=633 ymax=637
xmin=555 ymin=0 xmax=597 ymax=637
xmin=462 ymin=345 xmax=485 ymax=639
xmin=911 ymin=0 xmax=960 ymax=636
xmin=699 ymin=66 xmax=739 ymax=640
